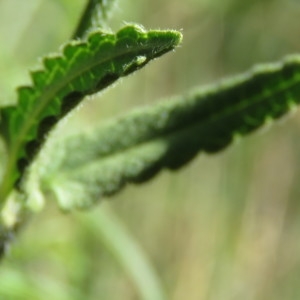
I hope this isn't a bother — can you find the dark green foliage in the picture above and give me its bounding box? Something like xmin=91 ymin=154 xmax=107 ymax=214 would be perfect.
xmin=0 ymin=25 xmax=182 ymax=201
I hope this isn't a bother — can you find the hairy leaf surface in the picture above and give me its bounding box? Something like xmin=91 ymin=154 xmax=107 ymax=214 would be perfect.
xmin=0 ymin=25 xmax=182 ymax=202
xmin=37 ymin=55 xmax=300 ymax=210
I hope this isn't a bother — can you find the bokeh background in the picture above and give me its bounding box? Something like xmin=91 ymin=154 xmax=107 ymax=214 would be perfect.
xmin=1 ymin=0 xmax=300 ymax=299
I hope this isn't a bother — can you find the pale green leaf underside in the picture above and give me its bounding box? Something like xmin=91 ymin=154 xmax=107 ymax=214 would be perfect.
xmin=39 ymin=55 xmax=300 ymax=210
xmin=0 ymin=25 xmax=182 ymax=202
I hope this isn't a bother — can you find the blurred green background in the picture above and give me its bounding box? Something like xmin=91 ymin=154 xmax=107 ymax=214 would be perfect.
xmin=1 ymin=0 xmax=300 ymax=299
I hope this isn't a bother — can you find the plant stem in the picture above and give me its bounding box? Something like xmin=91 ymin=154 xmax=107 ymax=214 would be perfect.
xmin=72 ymin=0 xmax=116 ymax=39
xmin=72 ymin=0 xmax=112 ymax=39
xmin=78 ymin=204 xmax=167 ymax=300
xmin=72 ymin=0 xmax=97 ymax=39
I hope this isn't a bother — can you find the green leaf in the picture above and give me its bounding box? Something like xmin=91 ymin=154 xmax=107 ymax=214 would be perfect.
xmin=36 ymin=55 xmax=300 ymax=210
xmin=0 ymin=25 xmax=182 ymax=202
xmin=73 ymin=0 xmax=117 ymax=38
